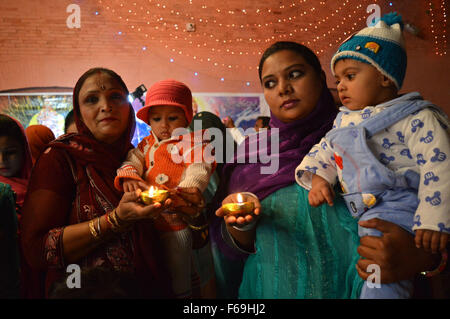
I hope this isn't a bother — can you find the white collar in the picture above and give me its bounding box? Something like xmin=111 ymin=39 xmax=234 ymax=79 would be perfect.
xmin=339 ymin=92 xmax=423 ymax=113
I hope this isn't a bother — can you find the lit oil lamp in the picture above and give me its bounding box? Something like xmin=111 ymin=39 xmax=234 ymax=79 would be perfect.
xmin=221 ymin=193 xmax=255 ymax=215
xmin=140 ymin=186 xmax=169 ymax=205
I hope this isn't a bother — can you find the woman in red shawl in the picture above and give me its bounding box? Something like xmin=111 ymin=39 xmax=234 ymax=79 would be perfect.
xmin=20 ymin=68 xmax=206 ymax=298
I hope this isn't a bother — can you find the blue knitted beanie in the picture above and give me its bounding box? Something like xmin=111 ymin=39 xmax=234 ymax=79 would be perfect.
xmin=331 ymin=12 xmax=407 ymax=90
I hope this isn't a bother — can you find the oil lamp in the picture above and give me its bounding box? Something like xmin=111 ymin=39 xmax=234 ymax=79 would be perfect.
xmin=140 ymin=186 xmax=169 ymax=205
xmin=221 ymin=193 xmax=255 ymax=215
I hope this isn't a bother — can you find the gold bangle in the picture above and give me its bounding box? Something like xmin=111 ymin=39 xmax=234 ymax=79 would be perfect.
xmin=88 ymin=219 xmax=99 ymax=240
xmin=421 ymin=250 xmax=448 ymax=278
xmin=105 ymin=211 xmax=115 ymax=229
xmin=114 ymin=208 xmax=125 ymax=226
xmin=110 ymin=209 xmax=121 ymax=227
xmin=108 ymin=209 xmax=131 ymax=233
xmin=188 ymin=223 xmax=209 ymax=231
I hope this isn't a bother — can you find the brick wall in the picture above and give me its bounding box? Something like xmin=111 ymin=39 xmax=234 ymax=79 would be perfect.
xmin=0 ymin=0 xmax=448 ymax=114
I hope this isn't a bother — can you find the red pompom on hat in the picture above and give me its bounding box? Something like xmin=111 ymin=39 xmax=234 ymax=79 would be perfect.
xmin=136 ymin=79 xmax=193 ymax=124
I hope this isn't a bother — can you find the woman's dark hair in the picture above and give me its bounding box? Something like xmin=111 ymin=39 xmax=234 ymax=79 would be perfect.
xmin=0 ymin=114 xmax=26 ymax=147
xmin=258 ymin=41 xmax=323 ymax=81
xmin=188 ymin=111 xmax=237 ymax=178
xmin=72 ymin=68 xmax=130 ymax=117
xmin=64 ymin=109 xmax=75 ymax=133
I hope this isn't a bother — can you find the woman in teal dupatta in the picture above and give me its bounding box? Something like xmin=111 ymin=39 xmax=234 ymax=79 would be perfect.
xmin=210 ymin=41 xmax=362 ymax=298
xmin=212 ymin=42 xmax=438 ymax=299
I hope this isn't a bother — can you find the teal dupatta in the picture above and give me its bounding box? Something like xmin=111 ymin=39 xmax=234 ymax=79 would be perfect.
xmin=238 ymin=184 xmax=363 ymax=299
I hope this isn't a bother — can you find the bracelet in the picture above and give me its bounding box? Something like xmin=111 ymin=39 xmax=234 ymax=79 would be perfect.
xmin=114 ymin=209 xmax=126 ymax=226
xmin=421 ymin=250 xmax=448 ymax=278
xmin=110 ymin=209 xmax=122 ymax=227
xmin=88 ymin=219 xmax=99 ymax=240
xmin=188 ymin=223 xmax=209 ymax=231
xmin=105 ymin=212 xmax=113 ymax=230
xmin=107 ymin=209 xmax=132 ymax=233
xmin=240 ymin=192 xmax=258 ymax=200
xmin=107 ymin=209 xmax=123 ymax=232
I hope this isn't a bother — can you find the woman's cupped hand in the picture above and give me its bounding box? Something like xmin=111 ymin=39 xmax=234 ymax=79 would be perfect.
xmin=115 ymin=186 xmax=208 ymax=223
xmin=215 ymin=192 xmax=261 ymax=226
xmin=114 ymin=189 xmax=169 ymax=222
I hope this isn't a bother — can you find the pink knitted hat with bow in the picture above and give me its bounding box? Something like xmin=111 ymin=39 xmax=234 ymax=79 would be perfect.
xmin=137 ymin=79 xmax=193 ymax=124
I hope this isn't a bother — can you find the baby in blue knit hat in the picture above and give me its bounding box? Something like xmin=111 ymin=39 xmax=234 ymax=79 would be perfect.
xmin=296 ymin=12 xmax=449 ymax=298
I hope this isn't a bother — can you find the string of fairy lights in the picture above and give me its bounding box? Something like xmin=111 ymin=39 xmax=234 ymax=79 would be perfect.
xmin=96 ymin=0 xmax=447 ymax=87
xmin=429 ymin=0 xmax=447 ymax=56
xmin=100 ymin=0 xmax=366 ymax=57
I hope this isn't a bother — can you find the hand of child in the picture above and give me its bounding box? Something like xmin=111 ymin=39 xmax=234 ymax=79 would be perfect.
xmin=122 ymin=179 xmax=149 ymax=193
xmin=168 ymin=187 xmax=206 ymax=219
xmin=415 ymin=229 xmax=449 ymax=253
xmin=308 ymin=174 xmax=335 ymax=207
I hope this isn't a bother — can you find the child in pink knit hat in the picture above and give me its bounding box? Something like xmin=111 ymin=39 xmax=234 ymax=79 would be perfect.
xmin=115 ymin=79 xmax=216 ymax=298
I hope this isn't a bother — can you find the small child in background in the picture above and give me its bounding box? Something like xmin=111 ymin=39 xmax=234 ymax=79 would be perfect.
xmin=296 ymin=13 xmax=449 ymax=299
xmin=223 ymin=115 xmax=271 ymax=145
xmin=114 ymin=79 xmax=215 ymax=298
